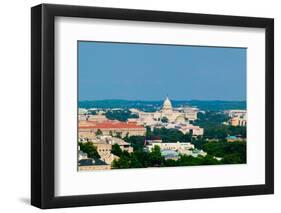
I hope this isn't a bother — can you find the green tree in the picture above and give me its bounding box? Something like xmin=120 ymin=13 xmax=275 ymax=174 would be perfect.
xmin=194 ymin=111 xmax=246 ymax=140
xmin=95 ymin=129 xmax=103 ymax=136
xmin=192 ymin=137 xmax=208 ymax=149
xmin=112 ymin=155 xmax=130 ymax=168
xmin=178 ymin=155 xmax=199 ymax=166
xmin=129 ymin=154 xmax=143 ymax=168
xmin=124 ymin=136 xmax=145 ymax=151
xmin=115 ymin=132 xmax=122 ymax=138
xmin=146 ymin=126 xmax=152 ymax=138
xmin=151 ymin=127 xmax=191 ymax=142
xmin=161 ymin=116 xmax=169 ymax=123
xmin=203 ymin=141 xmax=246 ymax=164
xmin=105 ymin=110 xmax=139 ymax=122
xmin=149 ymin=145 xmax=164 ymax=166
xmin=164 ymin=159 xmax=178 ymax=167
xmin=111 ymin=144 xmax=123 ymax=157
xmin=200 ymin=155 xmax=221 ymax=165
xmin=222 ymin=153 xmax=243 ymax=164
xmin=79 ymin=142 xmax=100 ymax=159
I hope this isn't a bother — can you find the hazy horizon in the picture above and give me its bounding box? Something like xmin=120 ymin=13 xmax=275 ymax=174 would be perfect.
xmin=79 ymin=99 xmax=246 ymax=102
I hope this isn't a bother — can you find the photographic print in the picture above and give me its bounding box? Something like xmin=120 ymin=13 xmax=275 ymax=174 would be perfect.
xmin=77 ymin=41 xmax=247 ymax=171
xmin=31 ymin=4 xmax=273 ymax=208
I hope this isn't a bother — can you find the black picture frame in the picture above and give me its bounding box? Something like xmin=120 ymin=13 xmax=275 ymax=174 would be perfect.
xmin=31 ymin=3 xmax=274 ymax=209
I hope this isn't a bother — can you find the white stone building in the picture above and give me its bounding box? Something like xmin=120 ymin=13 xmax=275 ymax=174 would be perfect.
xmin=179 ymin=124 xmax=204 ymax=136
xmin=147 ymin=141 xmax=194 ymax=155
xmin=130 ymin=96 xmax=199 ymax=125
xmin=227 ymin=109 xmax=247 ymax=127
xmin=129 ymin=97 xmax=204 ymax=136
xmin=227 ymin=109 xmax=246 ymax=118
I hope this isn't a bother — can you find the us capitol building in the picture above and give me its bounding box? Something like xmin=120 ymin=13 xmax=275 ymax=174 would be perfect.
xmin=129 ymin=97 xmax=204 ymax=136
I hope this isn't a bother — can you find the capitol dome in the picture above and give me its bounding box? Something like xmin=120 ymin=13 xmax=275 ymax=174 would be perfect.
xmin=163 ymin=97 xmax=172 ymax=111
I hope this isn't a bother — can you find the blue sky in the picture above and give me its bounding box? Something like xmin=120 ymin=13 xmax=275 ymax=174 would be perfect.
xmin=78 ymin=41 xmax=246 ymax=101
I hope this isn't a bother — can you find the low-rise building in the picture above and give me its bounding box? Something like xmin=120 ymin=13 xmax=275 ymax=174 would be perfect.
xmin=78 ymin=150 xmax=88 ymax=160
xmin=129 ymin=97 xmax=199 ymax=125
xmin=161 ymin=149 xmax=180 ymax=160
xmin=99 ymin=136 xmax=134 ymax=153
xmin=79 ymin=136 xmax=133 ymax=165
xmin=227 ymin=109 xmax=246 ymax=118
xmin=146 ymin=140 xmax=208 ymax=158
xmin=226 ymin=135 xmax=246 ymax=142
xmin=94 ymin=142 xmax=115 ymax=164
xmin=78 ymin=108 xmax=88 ymax=115
xmin=226 ymin=109 xmax=247 ymax=127
xmin=229 ymin=116 xmax=247 ymax=127
xmin=182 ymin=107 xmax=199 ymax=121
xmin=147 ymin=141 xmax=194 ymax=155
xmin=191 ymin=149 xmax=207 ymax=157
xmin=87 ymin=114 xmax=108 ymax=123
xmin=79 ymin=120 xmax=146 ymax=138
xmin=178 ymin=124 xmax=204 ymax=136
xmin=78 ymin=158 xmax=111 ymax=171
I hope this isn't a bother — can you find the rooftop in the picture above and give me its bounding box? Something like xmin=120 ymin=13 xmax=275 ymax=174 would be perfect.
xmin=226 ymin=136 xmax=237 ymax=139
xmin=78 ymin=158 xmax=108 ymax=166
xmin=79 ymin=120 xmax=145 ymax=129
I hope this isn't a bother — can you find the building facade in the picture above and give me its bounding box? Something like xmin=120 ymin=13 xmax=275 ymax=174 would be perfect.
xmin=79 ymin=120 xmax=146 ymax=138
xmin=147 ymin=141 xmax=195 ymax=155
xmin=130 ymin=97 xmax=199 ymax=125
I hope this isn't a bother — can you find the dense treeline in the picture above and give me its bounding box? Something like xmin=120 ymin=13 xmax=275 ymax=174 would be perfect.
xmin=194 ymin=111 xmax=246 ymax=139
xmin=112 ymin=145 xmax=221 ymax=169
xmin=79 ymin=100 xmax=246 ymax=111
xmin=204 ymin=125 xmax=246 ymax=139
xmin=112 ymin=140 xmax=246 ymax=169
xmin=146 ymin=127 xmax=192 ymax=142
xmin=119 ymin=129 xmax=246 ymax=168
xmin=195 ymin=111 xmax=229 ymax=126
xmin=79 ymin=142 xmax=100 ymax=159
xmin=122 ymin=127 xmax=192 ymax=151
xmin=105 ymin=110 xmax=139 ymax=121
xmin=203 ymin=141 xmax=246 ymax=164
xmin=123 ymin=135 xmax=146 ymax=151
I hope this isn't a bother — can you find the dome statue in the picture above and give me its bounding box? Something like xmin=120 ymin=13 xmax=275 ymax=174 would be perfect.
xmin=163 ymin=96 xmax=172 ymax=111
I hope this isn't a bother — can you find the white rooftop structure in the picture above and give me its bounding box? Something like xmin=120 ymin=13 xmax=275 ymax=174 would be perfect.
xmin=163 ymin=96 xmax=173 ymax=112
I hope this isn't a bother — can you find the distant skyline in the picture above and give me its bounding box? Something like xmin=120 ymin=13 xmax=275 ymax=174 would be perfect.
xmin=78 ymin=41 xmax=246 ymax=101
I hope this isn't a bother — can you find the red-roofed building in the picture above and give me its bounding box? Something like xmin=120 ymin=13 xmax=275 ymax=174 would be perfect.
xmin=79 ymin=120 xmax=146 ymax=138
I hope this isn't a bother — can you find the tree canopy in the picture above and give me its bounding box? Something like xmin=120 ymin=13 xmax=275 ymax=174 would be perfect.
xmin=194 ymin=111 xmax=246 ymax=139
xmin=95 ymin=129 xmax=103 ymax=136
xmin=203 ymin=141 xmax=246 ymax=164
xmin=111 ymin=144 xmax=123 ymax=157
xmin=105 ymin=110 xmax=139 ymax=122
xmin=79 ymin=142 xmax=100 ymax=159
xmin=147 ymin=127 xmax=192 ymax=142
